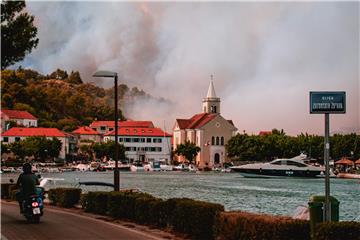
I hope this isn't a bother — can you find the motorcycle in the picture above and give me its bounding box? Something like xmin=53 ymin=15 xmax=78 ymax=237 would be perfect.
xmin=21 ymin=187 xmax=44 ymax=223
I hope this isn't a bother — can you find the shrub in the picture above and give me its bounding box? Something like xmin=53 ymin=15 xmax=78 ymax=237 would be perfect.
xmin=314 ymin=221 xmax=360 ymax=240
xmin=83 ymin=191 xmax=109 ymax=215
xmin=48 ymin=188 xmax=81 ymax=208
xmin=134 ymin=196 xmax=164 ymax=225
xmin=170 ymin=198 xmax=224 ymax=240
xmin=1 ymin=183 xmax=16 ymax=199
xmin=214 ymin=211 xmax=310 ymax=240
xmin=48 ymin=188 xmax=58 ymax=205
xmin=107 ymin=191 xmax=155 ymax=220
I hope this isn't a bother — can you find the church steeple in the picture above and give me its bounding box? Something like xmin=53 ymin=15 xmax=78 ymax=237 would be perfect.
xmin=202 ymin=75 xmax=220 ymax=114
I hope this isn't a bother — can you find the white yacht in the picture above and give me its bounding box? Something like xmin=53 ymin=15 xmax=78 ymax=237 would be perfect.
xmin=231 ymin=154 xmax=325 ymax=178
xmin=130 ymin=162 xmax=145 ymax=172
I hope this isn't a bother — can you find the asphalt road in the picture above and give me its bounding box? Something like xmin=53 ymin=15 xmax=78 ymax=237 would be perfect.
xmin=1 ymin=201 xmax=167 ymax=240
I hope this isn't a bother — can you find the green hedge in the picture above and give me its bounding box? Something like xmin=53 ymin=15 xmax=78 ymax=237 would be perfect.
xmin=48 ymin=188 xmax=81 ymax=208
xmin=170 ymin=198 xmax=224 ymax=239
xmin=214 ymin=211 xmax=310 ymax=240
xmin=314 ymin=221 xmax=360 ymax=240
xmin=83 ymin=191 xmax=109 ymax=215
xmin=107 ymin=191 xmax=156 ymax=220
xmin=1 ymin=183 xmax=16 ymax=199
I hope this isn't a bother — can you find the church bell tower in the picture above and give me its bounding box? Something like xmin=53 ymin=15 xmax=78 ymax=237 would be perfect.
xmin=202 ymin=76 xmax=220 ymax=114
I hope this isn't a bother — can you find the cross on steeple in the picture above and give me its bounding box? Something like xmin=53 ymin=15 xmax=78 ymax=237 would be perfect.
xmin=210 ymin=74 xmax=213 ymax=81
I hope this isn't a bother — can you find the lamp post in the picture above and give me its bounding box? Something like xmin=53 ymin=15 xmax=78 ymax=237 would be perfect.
xmin=93 ymin=70 xmax=120 ymax=191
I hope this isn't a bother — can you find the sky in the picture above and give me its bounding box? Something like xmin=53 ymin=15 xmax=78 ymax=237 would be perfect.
xmin=19 ymin=1 xmax=359 ymax=136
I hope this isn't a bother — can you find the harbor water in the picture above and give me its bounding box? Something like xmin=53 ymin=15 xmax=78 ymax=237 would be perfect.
xmin=2 ymin=171 xmax=359 ymax=221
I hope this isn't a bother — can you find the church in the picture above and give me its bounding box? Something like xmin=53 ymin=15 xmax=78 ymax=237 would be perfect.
xmin=173 ymin=80 xmax=238 ymax=169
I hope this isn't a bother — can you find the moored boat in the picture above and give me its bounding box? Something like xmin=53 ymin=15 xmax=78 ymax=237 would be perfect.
xmin=336 ymin=173 xmax=360 ymax=179
xmin=231 ymin=154 xmax=324 ymax=178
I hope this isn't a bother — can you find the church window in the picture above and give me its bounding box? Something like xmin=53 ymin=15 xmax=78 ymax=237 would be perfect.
xmin=221 ymin=137 xmax=224 ymax=145
xmin=204 ymin=106 xmax=206 ymax=112
xmin=216 ymin=136 xmax=219 ymax=145
xmin=211 ymin=106 xmax=217 ymax=113
xmin=212 ymin=136 xmax=215 ymax=145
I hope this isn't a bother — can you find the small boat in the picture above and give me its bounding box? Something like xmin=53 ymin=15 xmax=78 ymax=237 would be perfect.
xmin=173 ymin=164 xmax=190 ymax=171
xmin=231 ymin=154 xmax=325 ymax=178
xmin=159 ymin=159 xmax=173 ymax=171
xmin=336 ymin=173 xmax=360 ymax=179
xmin=130 ymin=162 xmax=145 ymax=172
xmin=144 ymin=161 xmax=161 ymax=172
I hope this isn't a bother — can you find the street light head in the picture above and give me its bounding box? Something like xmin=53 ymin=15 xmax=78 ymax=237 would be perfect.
xmin=93 ymin=70 xmax=117 ymax=78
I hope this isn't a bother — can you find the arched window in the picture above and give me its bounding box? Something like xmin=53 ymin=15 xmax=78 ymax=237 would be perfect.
xmin=216 ymin=136 xmax=219 ymax=145
xmin=221 ymin=137 xmax=224 ymax=145
xmin=212 ymin=136 xmax=215 ymax=145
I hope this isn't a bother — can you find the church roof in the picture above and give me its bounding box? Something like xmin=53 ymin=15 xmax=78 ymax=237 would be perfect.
xmin=176 ymin=113 xmax=217 ymax=129
xmin=206 ymin=81 xmax=217 ymax=98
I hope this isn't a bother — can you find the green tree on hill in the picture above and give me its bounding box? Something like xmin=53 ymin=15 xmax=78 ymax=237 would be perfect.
xmin=1 ymin=0 xmax=39 ymax=69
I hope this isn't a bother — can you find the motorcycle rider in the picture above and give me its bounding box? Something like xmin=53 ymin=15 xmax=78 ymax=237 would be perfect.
xmin=16 ymin=163 xmax=40 ymax=213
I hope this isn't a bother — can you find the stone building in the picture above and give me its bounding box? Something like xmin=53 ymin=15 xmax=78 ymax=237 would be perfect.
xmin=173 ymin=81 xmax=237 ymax=169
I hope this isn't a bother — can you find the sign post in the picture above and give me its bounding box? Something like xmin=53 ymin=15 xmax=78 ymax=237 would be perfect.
xmin=310 ymin=91 xmax=346 ymax=222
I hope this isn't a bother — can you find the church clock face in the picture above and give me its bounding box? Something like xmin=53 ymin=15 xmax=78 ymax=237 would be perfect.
xmin=216 ymin=122 xmax=220 ymax=128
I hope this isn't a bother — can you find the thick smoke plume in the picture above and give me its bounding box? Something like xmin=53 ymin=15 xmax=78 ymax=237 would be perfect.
xmin=20 ymin=2 xmax=359 ymax=135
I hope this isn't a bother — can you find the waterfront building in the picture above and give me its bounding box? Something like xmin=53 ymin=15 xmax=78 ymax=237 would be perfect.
xmin=1 ymin=127 xmax=70 ymax=159
xmin=103 ymin=127 xmax=172 ymax=163
xmin=89 ymin=120 xmax=154 ymax=135
xmin=1 ymin=109 xmax=38 ymax=132
xmin=173 ymin=80 xmax=237 ymax=169
xmin=72 ymin=126 xmax=102 ymax=143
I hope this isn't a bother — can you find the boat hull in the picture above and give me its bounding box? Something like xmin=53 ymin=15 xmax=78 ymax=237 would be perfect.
xmin=232 ymin=168 xmax=322 ymax=178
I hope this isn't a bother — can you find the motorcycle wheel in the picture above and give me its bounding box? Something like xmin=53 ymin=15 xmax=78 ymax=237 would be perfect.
xmin=32 ymin=215 xmax=40 ymax=224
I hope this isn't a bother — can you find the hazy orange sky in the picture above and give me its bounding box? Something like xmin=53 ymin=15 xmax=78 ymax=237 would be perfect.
xmin=19 ymin=2 xmax=359 ymax=136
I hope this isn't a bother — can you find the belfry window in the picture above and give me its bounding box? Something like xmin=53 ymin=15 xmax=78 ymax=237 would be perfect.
xmin=211 ymin=106 xmax=217 ymax=113
xmin=212 ymin=136 xmax=215 ymax=145
xmin=221 ymin=137 xmax=224 ymax=145
xmin=216 ymin=137 xmax=219 ymax=145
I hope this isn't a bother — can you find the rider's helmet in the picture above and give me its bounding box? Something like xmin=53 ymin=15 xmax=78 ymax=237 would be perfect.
xmin=22 ymin=162 xmax=32 ymax=174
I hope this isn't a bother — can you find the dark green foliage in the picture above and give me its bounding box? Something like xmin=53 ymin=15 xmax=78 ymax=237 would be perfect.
xmin=226 ymin=130 xmax=360 ymax=161
xmin=83 ymin=191 xmax=109 ymax=215
xmin=7 ymin=137 xmax=62 ymax=161
xmin=48 ymin=188 xmax=81 ymax=208
xmin=314 ymin=221 xmax=360 ymax=240
xmin=1 ymin=183 xmax=16 ymax=199
xmin=170 ymin=198 xmax=224 ymax=239
xmin=175 ymin=141 xmax=201 ymax=164
xmin=1 ymin=1 xmax=39 ymax=69
xmin=107 ymin=191 xmax=155 ymax=220
xmin=93 ymin=141 xmax=126 ymax=161
xmin=214 ymin=211 xmax=310 ymax=240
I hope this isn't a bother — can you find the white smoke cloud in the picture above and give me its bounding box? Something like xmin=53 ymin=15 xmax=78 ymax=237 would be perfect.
xmin=20 ymin=2 xmax=359 ymax=135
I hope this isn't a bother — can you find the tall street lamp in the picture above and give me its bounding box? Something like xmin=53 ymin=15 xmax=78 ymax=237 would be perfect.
xmin=93 ymin=70 xmax=120 ymax=191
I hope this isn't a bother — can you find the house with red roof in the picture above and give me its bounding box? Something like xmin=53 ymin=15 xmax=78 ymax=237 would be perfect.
xmin=1 ymin=109 xmax=38 ymax=132
xmin=89 ymin=120 xmax=154 ymax=134
xmin=173 ymin=80 xmax=237 ymax=169
xmin=72 ymin=126 xmax=102 ymax=143
xmin=104 ymin=127 xmax=172 ymax=163
xmin=1 ymin=127 xmax=69 ymax=159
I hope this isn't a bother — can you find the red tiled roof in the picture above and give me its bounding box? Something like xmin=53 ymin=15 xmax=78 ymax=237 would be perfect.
xmin=176 ymin=119 xmax=192 ymax=129
xmin=104 ymin=127 xmax=172 ymax=137
xmin=1 ymin=110 xmax=37 ymax=120
xmin=89 ymin=120 xmax=154 ymax=128
xmin=176 ymin=113 xmax=217 ymax=129
xmin=2 ymin=127 xmax=66 ymax=137
xmin=72 ymin=126 xmax=99 ymax=135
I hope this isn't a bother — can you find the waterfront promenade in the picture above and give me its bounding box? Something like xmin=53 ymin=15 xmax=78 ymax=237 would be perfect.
xmin=1 ymin=201 xmax=179 ymax=240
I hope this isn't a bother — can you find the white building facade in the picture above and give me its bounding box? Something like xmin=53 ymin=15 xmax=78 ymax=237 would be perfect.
xmin=103 ymin=127 xmax=172 ymax=163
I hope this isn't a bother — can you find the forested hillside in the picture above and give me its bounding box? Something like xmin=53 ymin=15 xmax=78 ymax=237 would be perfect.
xmin=1 ymin=68 xmax=150 ymax=131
